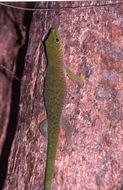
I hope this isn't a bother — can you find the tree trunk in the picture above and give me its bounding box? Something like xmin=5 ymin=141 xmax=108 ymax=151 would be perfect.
xmin=0 ymin=1 xmax=123 ymax=190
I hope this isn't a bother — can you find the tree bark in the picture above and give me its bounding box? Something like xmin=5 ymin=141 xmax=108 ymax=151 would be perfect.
xmin=0 ymin=1 xmax=123 ymax=190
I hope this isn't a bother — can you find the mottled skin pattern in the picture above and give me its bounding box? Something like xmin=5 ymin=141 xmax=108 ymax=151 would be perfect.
xmin=44 ymin=28 xmax=66 ymax=190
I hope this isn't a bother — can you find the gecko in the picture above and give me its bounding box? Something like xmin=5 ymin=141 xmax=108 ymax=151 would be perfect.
xmin=42 ymin=28 xmax=66 ymax=190
xmin=40 ymin=27 xmax=87 ymax=190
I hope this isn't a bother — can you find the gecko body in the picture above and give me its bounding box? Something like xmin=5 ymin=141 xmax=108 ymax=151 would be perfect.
xmin=43 ymin=28 xmax=66 ymax=190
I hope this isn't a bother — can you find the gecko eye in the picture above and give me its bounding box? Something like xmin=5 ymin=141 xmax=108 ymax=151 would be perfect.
xmin=55 ymin=38 xmax=59 ymax=42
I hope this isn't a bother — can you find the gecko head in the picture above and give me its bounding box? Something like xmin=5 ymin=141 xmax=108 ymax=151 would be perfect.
xmin=45 ymin=28 xmax=61 ymax=48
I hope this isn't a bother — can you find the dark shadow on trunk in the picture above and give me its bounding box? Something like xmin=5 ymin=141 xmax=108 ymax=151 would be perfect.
xmin=0 ymin=8 xmax=34 ymax=190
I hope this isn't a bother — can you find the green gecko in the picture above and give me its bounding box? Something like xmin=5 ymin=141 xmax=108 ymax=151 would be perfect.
xmin=40 ymin=28 xmax=86 ymax=190
xmin=42 ymin=28 xmax=66 ymax=190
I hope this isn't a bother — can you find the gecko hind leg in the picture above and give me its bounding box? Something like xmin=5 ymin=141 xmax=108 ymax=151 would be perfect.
xmin=60 ymin=116 xmax=72 ymax=147
xmin=39 ymin=119 xmax=48 ymax=139
xmin=39 ymin=117 xmax=72 ymax=146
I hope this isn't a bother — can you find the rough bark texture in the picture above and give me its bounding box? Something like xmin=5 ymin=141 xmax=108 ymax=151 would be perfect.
xmin=0 ymin=1 xmax=123 ymax=190
xmin=0 ymin=3 xmax=24 ymax=155
xmin=0 ymin=2 xmax=33 ymax=189
xmin=0 ymin=4 xmax=26 ymax=187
